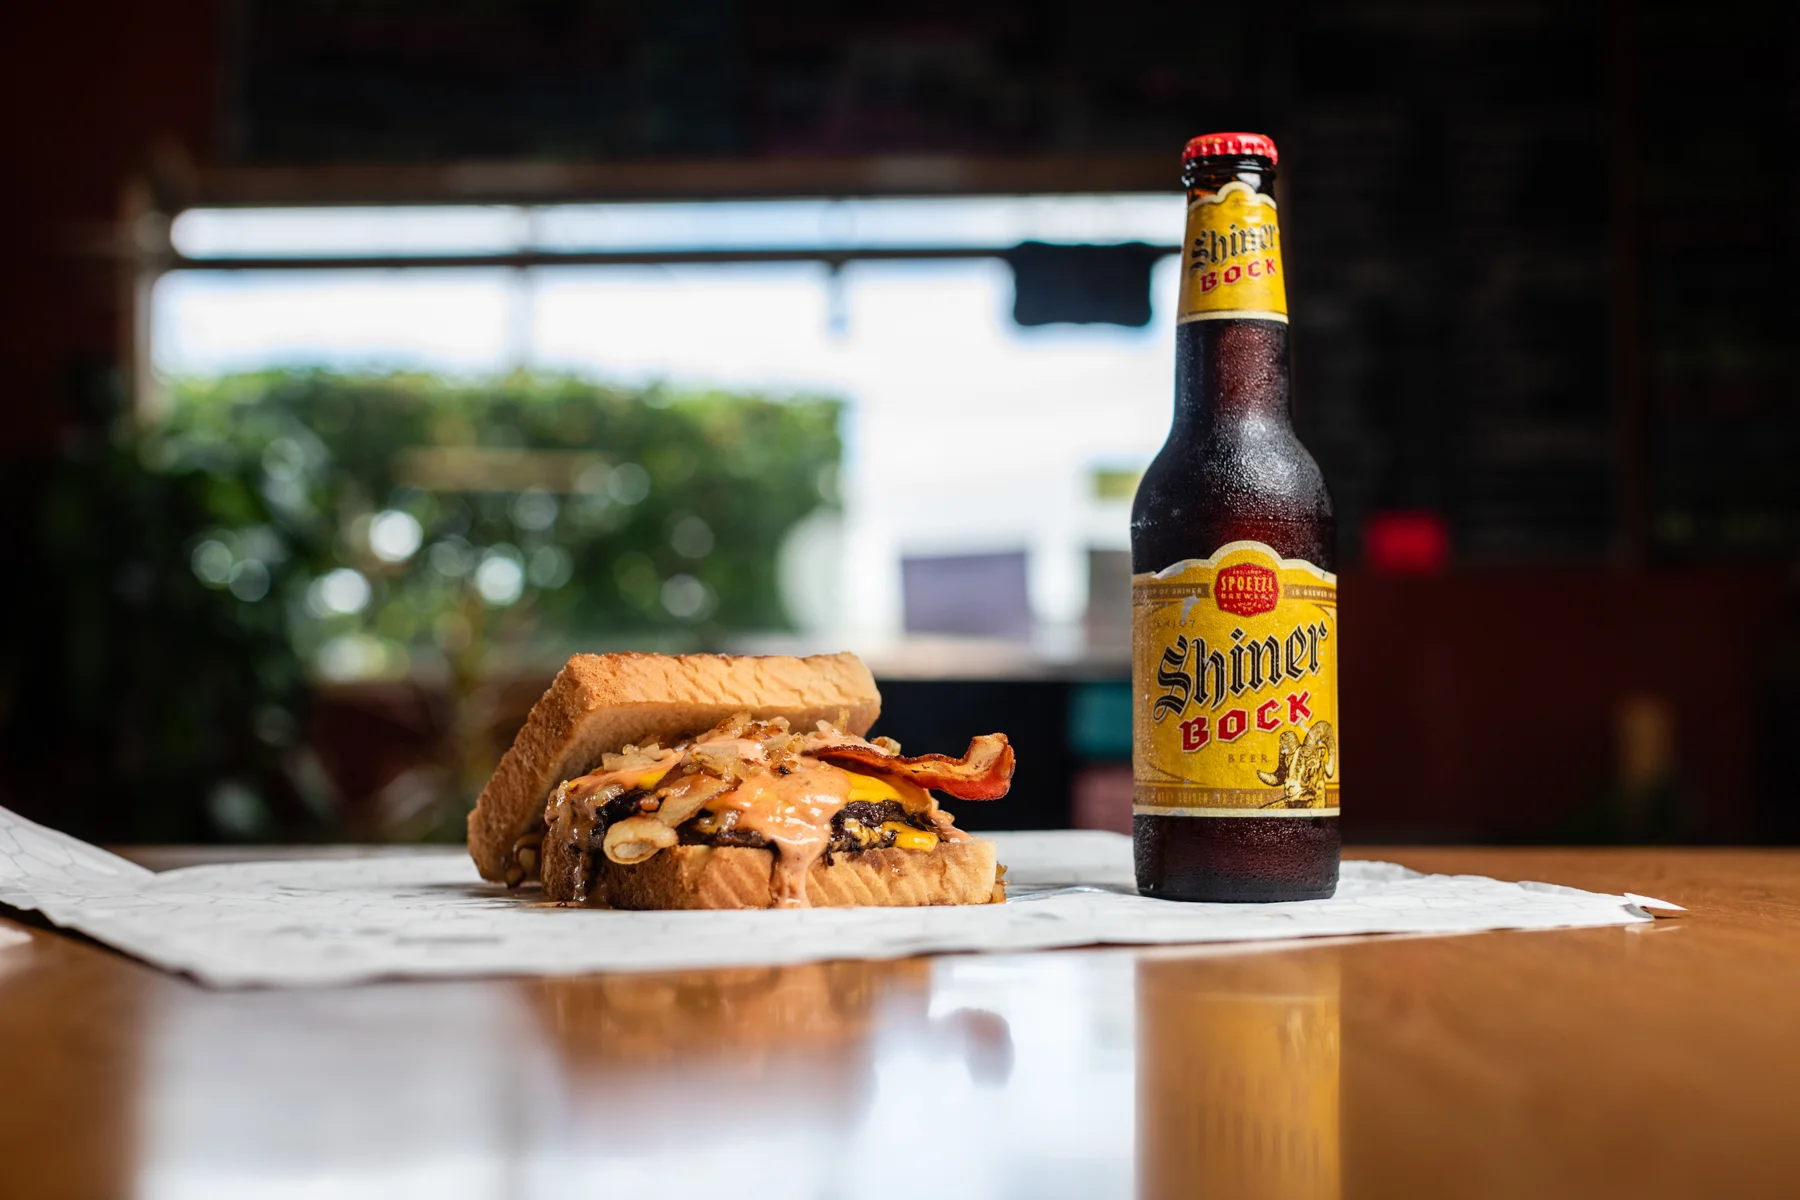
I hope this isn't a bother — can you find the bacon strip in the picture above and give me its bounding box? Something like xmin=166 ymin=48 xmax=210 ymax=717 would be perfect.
xmin=812 ymin=734 xmax=1015 ymax=800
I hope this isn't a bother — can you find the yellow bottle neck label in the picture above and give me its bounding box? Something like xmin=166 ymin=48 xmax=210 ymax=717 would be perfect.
xmin=1175 ymin=180 xmax=1289 ymax=325
xmin=1132 ymin=541 xmax=1339 ymax=816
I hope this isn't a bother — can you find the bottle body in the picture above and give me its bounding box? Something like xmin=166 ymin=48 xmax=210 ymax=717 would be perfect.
xmin=1130 ymin=138 xmax=1340 ymax=902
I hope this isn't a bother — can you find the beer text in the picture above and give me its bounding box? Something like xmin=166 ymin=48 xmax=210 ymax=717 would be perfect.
xmin=1152 ymin=621 xmax=1329 ymax=722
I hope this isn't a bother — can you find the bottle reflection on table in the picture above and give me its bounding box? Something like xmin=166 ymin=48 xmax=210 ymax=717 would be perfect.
xmin=1137 ymin=948 xmax=1341 ymax=1200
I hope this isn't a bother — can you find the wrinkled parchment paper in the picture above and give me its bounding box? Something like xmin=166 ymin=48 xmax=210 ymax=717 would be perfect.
xmin=0 ymin=805 xmax=1678 ymax=987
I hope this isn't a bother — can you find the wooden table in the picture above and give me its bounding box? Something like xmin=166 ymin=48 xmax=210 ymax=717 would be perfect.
xmin=1 ymin=847 xmax=1795 ymax=1199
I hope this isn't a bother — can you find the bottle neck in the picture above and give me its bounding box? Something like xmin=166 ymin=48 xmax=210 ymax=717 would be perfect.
xmin=1173 ymin=319 xmax=1291 ymax=431
xmin=1174 ymin=152 xmax=1291 ymax=432
xmin=1182 ymin=152 xmax=1276 ymax=199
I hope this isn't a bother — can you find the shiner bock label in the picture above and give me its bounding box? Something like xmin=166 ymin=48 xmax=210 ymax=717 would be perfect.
xmin=1132 ymin=541 xmax=1339 ymax=817
xmin=1176 ymin=180 xmax=1288 ymax=325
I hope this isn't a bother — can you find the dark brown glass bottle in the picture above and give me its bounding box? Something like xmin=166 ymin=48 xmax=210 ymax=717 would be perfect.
xmin=1131 ymin=132 xmax=1340 ymax=902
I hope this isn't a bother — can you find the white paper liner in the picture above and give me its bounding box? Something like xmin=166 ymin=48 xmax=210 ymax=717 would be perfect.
xmin=0 ymin=805 xmax=1680 ymax=988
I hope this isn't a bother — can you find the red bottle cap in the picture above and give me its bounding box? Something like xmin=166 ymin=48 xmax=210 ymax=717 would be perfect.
xmin=1182 ymin=132 xmax=1279 ymax=165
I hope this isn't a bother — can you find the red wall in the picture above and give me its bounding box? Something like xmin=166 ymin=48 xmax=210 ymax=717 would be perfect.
xmin=1341 ymin=569 xmax=1779 ymax=842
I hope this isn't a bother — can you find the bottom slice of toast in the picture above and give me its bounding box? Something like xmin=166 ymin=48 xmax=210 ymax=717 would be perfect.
xmin=583 ymin=840 xmax=1002 ymax=909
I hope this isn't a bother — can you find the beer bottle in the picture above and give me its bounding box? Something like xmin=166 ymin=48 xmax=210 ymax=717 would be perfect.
xmin=1131 ymin=132 xmax=1340 ymax=902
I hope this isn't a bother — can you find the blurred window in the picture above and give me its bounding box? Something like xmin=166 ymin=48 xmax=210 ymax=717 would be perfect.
xmin=152 ymin=197 xmax=1184 ymax=655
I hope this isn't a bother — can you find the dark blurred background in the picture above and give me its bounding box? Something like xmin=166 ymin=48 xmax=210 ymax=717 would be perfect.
xmin=3 ymin=0 xmax=1796 ymax=847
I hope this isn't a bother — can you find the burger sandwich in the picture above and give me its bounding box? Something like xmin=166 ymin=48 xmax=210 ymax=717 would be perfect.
xmin=468 ymin=652 xmax=1014 ymax=909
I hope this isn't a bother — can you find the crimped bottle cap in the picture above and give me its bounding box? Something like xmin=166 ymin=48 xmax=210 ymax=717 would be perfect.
xmin=1182 ymin=132 xmax=1279 ymax=165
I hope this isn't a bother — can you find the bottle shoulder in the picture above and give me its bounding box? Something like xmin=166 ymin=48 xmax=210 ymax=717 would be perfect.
xmin=1131 ymin=423 xmax=1336 ymax=570
xmin=1134 ymin=421 xmax=1334 ymax=518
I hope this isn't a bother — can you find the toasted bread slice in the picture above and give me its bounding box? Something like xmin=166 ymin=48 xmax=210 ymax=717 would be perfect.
xmin=588 ymin=841 xmax=1003 ymax=909
xmin=468 ymin=652 xmax=880 ymax=883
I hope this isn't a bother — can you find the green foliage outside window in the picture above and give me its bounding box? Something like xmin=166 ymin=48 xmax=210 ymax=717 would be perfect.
xmin=163 ymin=370 xmax=841 ymax=673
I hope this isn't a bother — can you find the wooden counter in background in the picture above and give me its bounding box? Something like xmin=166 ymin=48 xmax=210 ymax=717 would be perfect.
xmin=2 ymin=847 xmax=1796 ymax=1199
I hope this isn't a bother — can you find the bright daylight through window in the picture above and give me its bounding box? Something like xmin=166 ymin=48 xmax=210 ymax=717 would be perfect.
xmin=150 ymin=195 xmax=1183 ymax=682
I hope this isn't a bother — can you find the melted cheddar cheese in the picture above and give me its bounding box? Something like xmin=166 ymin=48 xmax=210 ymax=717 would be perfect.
xmin=881 ymin=822 xmax=939 ymax=852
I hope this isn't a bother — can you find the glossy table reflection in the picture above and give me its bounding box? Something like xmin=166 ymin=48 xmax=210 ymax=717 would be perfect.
xmin=3 ymin=848 xmax=1798 ymax=1199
